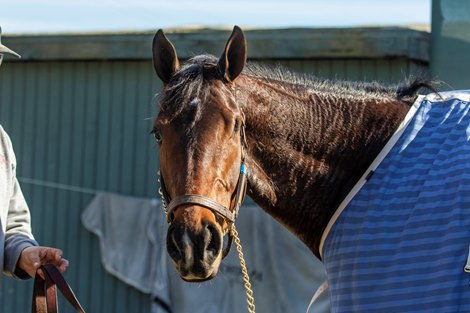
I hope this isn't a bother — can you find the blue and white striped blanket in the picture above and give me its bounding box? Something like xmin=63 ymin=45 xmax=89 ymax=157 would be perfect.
xmin=320 ymin=91 xmax=470 ymax=312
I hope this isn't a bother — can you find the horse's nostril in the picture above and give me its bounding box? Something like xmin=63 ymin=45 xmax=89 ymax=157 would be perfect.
xmin=205 ymin=224 xmax=222 ymax=256
xmin=166 ymin=226 xmax=182 ymax=261
xmin=168 ymin=211 xmax=175 ymax=222
xmin=166 ymin=222 xmax=222 ymax=268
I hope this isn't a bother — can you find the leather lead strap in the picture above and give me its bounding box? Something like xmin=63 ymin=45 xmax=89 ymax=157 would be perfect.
xmin=33 ymin=271 xmax=47 ymax=313
xmin=45 ymin=272 xmax=58 ymax=313
xmin=32 ymin=265 xmax=86 ymax=313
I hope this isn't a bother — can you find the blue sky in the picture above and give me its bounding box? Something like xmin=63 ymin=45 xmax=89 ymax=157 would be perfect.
xmin=0 ymin=0 xmax=430 ymax=34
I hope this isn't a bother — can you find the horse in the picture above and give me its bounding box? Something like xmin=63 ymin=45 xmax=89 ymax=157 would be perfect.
xmin=151 ymin=26 xmax=470 ymax=312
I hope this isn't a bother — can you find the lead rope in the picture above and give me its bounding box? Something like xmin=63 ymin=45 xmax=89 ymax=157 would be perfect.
xmin=230 ymin=223 xmax=256 ymax=313
xmin=157 ymin=174 xmax=168 ymax=218
xmin=159 ymin=175 xmax=255 ymax=313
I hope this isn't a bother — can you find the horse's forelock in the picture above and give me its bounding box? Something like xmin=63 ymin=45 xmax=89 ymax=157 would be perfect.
xmin=157 ymin=55 xmax=222 ymax=125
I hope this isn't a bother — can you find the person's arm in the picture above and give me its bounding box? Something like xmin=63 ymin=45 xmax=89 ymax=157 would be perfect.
xmin=2 ymin=127 xmax=68 ymax=279
xmin=3 ymin=176 xmax=39 ymax=279
xmin=4 ymin=181 xmax=68 ymax=279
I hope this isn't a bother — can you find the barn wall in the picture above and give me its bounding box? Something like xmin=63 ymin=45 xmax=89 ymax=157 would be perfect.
xmin=431 ymin=0 xmax=470 ymax=89
xmin=0 ymin=27 xmax=429 ymax=313
xmin=0 ymin=60 xmax=158 ymax=313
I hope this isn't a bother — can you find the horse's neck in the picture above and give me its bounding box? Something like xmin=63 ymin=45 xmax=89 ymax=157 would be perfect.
xmin=237 ymin=76 xmax=409 ymax=257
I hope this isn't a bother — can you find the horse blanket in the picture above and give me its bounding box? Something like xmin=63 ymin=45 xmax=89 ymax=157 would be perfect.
xmin=320 ymin=91 xmax=470 ymax=312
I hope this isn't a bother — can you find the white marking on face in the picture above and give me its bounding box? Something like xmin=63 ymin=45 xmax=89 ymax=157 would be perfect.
xmin=182 ymin=230 xmax=191 ymax=248
xmin=181 ymin=230 xmax=194 ymax=263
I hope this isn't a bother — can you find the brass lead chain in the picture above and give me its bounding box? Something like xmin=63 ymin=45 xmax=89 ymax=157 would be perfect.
xmin=157 ymin=175 xmax=168 ymax=218
xmin=230 ymin=224 xmax=256 ymax=313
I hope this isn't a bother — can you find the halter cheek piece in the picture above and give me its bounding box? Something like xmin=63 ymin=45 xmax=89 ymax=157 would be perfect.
xmin=158 ymin=125 xmax=248 ymax=259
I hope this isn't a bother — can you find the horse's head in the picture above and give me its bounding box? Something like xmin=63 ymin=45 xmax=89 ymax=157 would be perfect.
xmin=152 ymin=26 xmax=247 ymax=281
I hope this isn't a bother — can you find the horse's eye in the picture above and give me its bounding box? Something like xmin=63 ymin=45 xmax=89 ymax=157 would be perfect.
xmin=152 ymin=129 xmax=162 ymax=143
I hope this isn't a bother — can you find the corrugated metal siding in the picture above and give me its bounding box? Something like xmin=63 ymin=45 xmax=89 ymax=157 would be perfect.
xmin=0 ymin=60 xmax=159 ymax=313
xmin=261 ymin=58 xmax=427 ymax=82
xmin=0 ymin=38 xmax=428 ymax=313
xmin=431 ymin=0 xmax=470 ymax=89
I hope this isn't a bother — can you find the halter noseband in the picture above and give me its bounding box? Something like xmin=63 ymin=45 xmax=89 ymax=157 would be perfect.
xmin=158 ymin=123 xmax=248 ymax=258
xmin=159 ymin=162 xmax=248 ymax=224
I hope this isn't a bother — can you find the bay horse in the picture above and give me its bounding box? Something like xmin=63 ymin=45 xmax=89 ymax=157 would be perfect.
xmin=152 ymin=26 xmax=470 ymax=311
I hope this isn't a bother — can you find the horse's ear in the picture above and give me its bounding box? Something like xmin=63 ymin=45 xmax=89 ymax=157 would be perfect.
xmin=218 ymin=26 xmax=247 ymax=82
xmin=152 ymin=29 xmax=180 ymax=84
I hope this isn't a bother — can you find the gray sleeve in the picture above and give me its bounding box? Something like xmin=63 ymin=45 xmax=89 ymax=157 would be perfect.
xmin=2 ymin=142 xmax=38 ymax=278
xmin=3 ymin=177 xmax=38 ymax=278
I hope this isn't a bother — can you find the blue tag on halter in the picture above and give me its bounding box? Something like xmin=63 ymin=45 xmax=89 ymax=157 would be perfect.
xmin=240 ymin=163 xmax=248 ymax=175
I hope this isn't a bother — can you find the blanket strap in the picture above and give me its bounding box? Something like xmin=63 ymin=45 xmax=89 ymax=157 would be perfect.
xmin=465 ymin=244 xmax=470 ymax=273
xmin=306 ymin=281 xmax=329 ymax=313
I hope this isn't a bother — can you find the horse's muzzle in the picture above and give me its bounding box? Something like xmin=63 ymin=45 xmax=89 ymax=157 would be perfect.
xmin=166 ymin=221 xmax=223 ymax=281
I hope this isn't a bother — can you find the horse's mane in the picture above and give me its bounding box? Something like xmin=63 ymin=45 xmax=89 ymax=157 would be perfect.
xmin=244 ymin=62 xmax=435 ymax=102
xmin=157 ymin=54 xmax=435 ymax=124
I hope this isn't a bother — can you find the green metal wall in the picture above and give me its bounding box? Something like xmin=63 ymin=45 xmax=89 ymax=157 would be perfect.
xmin=431 ymin=0 xmax=470 ymax=89
xmin=0 ymin=27 xmax=429 ymax=313
xmin=0 ymin=60 xmax=158 ymax=312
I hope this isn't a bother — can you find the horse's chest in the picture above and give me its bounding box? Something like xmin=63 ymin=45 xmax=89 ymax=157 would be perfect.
xmin=322 ymin=92 xmax=470 ymax=312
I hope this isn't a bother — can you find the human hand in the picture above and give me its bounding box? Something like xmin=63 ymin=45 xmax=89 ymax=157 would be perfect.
xmin=17 ymin=246 xmax=69 ymax=278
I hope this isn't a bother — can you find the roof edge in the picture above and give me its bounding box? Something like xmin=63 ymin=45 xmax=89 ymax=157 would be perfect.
xmin=1 ymin=27 xmax=430 ymax=62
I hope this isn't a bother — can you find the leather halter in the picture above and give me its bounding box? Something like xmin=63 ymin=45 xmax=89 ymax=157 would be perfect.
xmin=159 ymin=163 xmax=248 ymax=224
xmin=158 ymin=124 xmax=248 ymax=259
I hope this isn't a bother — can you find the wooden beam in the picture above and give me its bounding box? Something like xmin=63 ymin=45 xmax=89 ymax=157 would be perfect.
xmin=1 ymin=27 xmax=429 ymax=62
